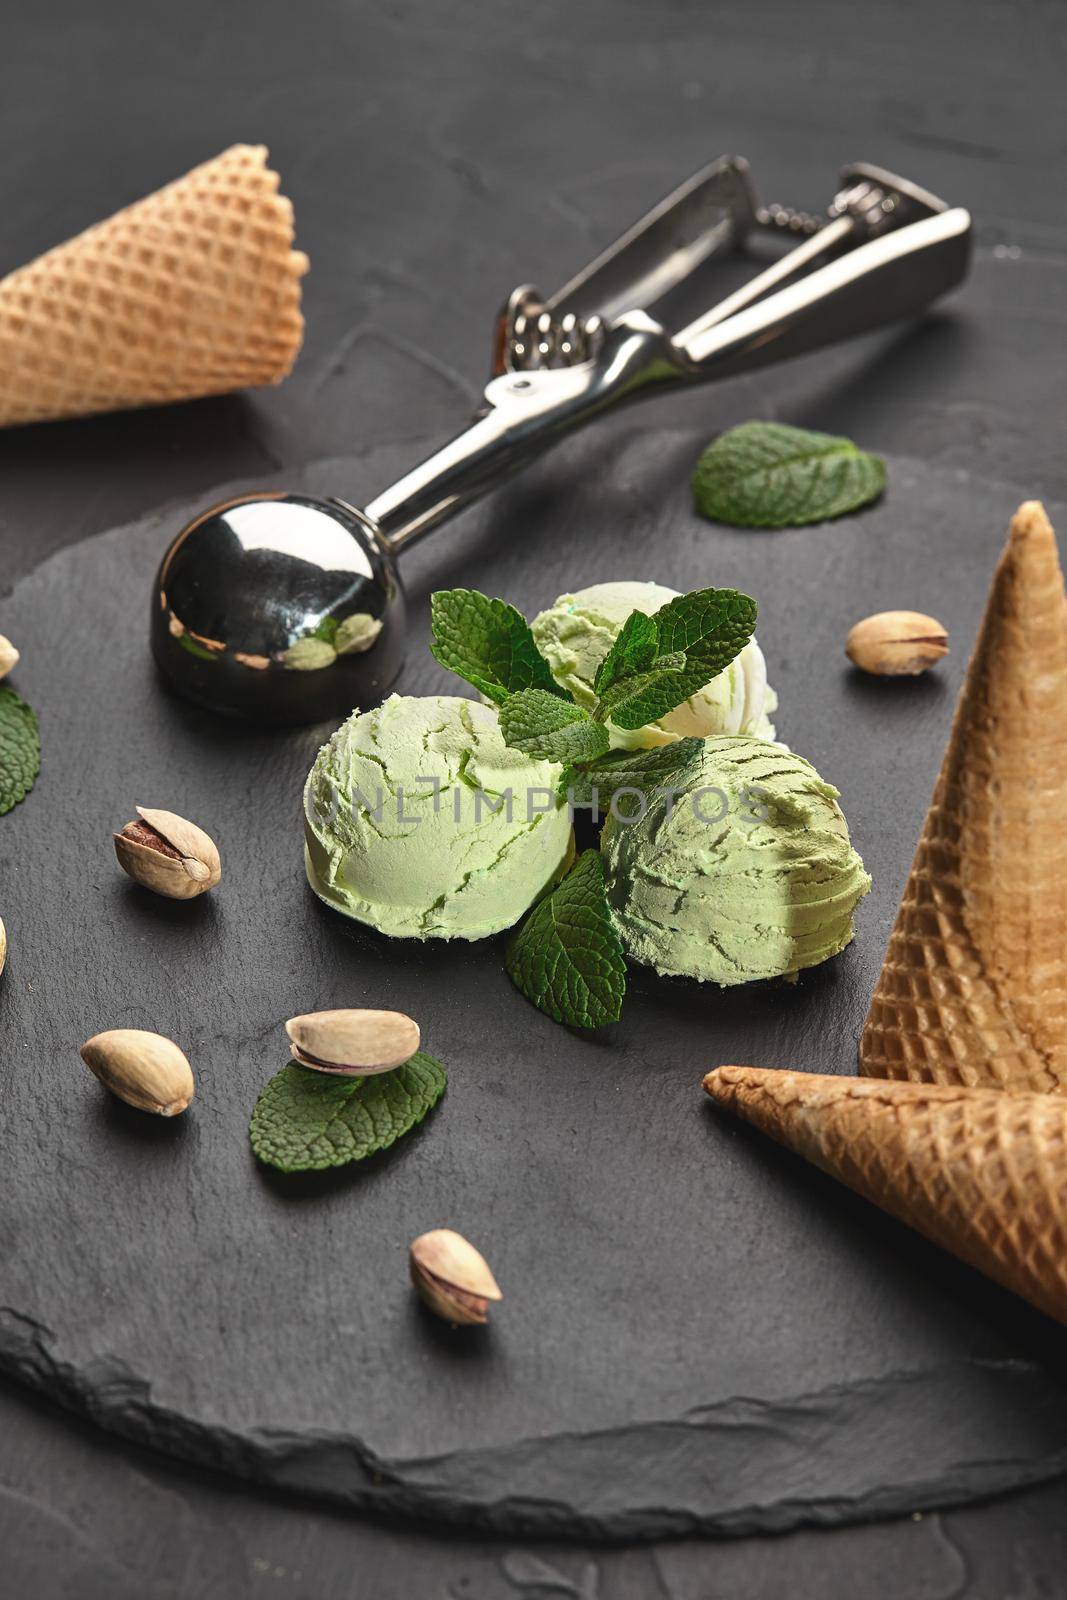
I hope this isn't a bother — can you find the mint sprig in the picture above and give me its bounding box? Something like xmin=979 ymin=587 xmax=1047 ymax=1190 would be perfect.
xmin=692 ymin=421 xmax=886 ymax=529
xmin=250 ymin=1052 xmax=447 ymax=1173
xmin=592 ymin=587 xmax=756 ymax=730
xmin=429 ymin=582 xmax=756 ymax=804
xmin=430 ymin=589 xmax=566 ymax=706
xmin=561 ymin=737 xmax=704 ymax=809
xmin=501 ymin=689 xmax=611 ymax=765
xmin=592 ymin=609 xmax=659 ymax=695
xmin=0 ymin=685 xmax=40 ymax=815
xmin=506 ymin=851 xmax=626 ymax=1028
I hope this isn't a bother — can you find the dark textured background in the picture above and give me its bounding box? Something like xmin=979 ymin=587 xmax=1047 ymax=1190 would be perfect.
xmin=2 ymin=0 xmax=1067 ymax=1594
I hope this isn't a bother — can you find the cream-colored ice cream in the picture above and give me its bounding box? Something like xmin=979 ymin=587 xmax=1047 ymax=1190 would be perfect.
xmin=530 ymin=581 xmax=778 ymax=751
xmin=304 ymin=695 xmax=574 ymax=940
xmin=601 ymin=735 xmax=870 ymax=984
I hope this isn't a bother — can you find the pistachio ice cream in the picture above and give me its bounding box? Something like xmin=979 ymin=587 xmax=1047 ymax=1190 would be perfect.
xmin=304 ymin=694 xmax=574 ymax=940
xmin=531 ymin=581 xmax=778 ymax=750
xmin=601 ymin=736 xmax=870 ymax=985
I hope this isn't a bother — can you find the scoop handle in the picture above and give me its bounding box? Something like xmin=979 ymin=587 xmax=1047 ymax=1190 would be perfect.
xmin=364 ymin=313 xmax=675 ymax=551
xmin=677 ymin=205 xmax=972 ymax=372
xmin=365 ymin=206 xmax=971 ymax=553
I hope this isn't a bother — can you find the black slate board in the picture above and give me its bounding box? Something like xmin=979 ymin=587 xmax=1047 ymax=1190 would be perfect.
xmin=1 ymin=431 xmax=1066 ymax=1539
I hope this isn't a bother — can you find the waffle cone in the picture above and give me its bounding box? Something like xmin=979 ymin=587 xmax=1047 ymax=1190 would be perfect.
xmin=704 ymin=1066 xmax=1067 ymax=1324
xmin=861 ymin=501 xmax=1067 ymax=1093
xmin=0 ymin=145 xmax=307 ymax=426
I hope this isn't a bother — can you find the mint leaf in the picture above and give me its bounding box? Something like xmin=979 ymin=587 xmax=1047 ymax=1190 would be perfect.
xmin=501 ymin=689 xmax=611 ymax=765
xmin=561 ymin=738 xmax=704 ymax=808
xmin=430 ymin=589 xmax=566 ymax=705
xmin=594 ymin=587 xmax=756 ymax=730
xmin=594 ymin=663 xmax=685 ymax=728
xmin=0 ymin=686 xmax=40 ymax=815
xmin=592 ymin=610 xmax=659 ymax=695
xmin=692 ymin=421 xmax=886 ymax=529
xmin=506 ymin=851 xmax=626 ymax=1028
xmin=652 ymin=588 xmax=757 ymax=678
xmin=250 ymin=1052 xmax=447 ymax=1173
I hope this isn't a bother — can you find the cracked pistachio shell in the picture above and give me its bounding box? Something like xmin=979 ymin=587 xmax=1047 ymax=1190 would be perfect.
xmin=0 ymin=635 xmax=19 ymax=680
xmin=285 ymin=1008 xmax=420 ymax=1075
xmin=114 ymin=806 xmax=221 ymax=899
xmin=410 ymin=1229 xmax=502 ymax=1326
xmin=0 ymin=917 xmax=7 ymax=977
xmin=845 ymin=611 xmax=949 ymax=676
xmin=80 ymin=1028 xmax=195 ymax=1117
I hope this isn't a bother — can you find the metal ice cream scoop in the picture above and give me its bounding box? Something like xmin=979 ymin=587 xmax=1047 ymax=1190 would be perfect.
xmin=151 ymin=158 xmax=971 ymax=725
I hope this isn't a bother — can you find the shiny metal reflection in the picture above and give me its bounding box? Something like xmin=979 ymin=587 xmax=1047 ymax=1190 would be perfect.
xmin=151 ymin=493 xmax=404 ymax=725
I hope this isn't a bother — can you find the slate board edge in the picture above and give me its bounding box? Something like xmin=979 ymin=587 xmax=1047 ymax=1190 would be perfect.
xmin=3 ymin=1308 xmax=1067 ymax=1540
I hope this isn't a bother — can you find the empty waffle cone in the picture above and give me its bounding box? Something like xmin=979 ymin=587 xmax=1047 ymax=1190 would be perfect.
xmin=861 ymin=501 xmax=1067 ymax=1093
xmin=0 ymin=144 xmax=307 ymax=426
xmin=704 ymin=1066 xmax=1067 ymax=1324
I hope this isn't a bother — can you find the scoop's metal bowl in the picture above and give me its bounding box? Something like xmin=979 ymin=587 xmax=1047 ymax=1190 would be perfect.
xmin=150 ymin=493 xmax=405 ymax=725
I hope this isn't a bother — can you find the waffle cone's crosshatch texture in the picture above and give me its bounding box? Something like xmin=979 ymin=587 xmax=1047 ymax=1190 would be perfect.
xmin=704 ymin=1067 xmax=1067 ymax=1326
xmin=861 ymin=501 xmax=1067 ymax=1094
xmin=0 ymin=144 xmax=307 ymax=426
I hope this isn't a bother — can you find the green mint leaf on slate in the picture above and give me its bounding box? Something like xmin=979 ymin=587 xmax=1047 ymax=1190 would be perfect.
xmin=594 ymin=587 xmax=756 ymax=730
xmin=505 ymin=850 xmax=626 ymax=1028
xmin=501 ymin=689 xmax=611 ymax=765
xmin=692 ymin=421 xmax=886 ymax=529
xmin=561 ymin=738 xmax=705 ymax=807
xmin=592 ymin=610 xmax=659 ymax=695
xmin=430 ymin=589 xmax=566 ymax=706
xmin=0 ymin=686 xmax=40 ymax=815
xmin=250 ymin=1052 xmax=447 ymax=1174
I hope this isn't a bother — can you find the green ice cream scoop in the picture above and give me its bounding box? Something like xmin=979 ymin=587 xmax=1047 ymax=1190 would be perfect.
xmin=600 ymin=735 xmax=870 ymax=984
xmin=530 ymin=580 xmax=778 ymax=751
xmin=304 ymin=694 xmax=574 ymax=940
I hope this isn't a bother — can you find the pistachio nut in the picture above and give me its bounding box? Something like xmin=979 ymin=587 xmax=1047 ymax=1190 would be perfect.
xmin=114 ymin=806 xmax=221 ymax=899
xmin=410 ymin=1229 xmax=502 ymax=1326
xmin=80 ymin=1028 xmax=195 ymax=1116
xmin=285 ymin=1008 xmax=420 ymax=1075
xmin=845 ymin=610 xmax=949 ymax=676
xmin=0 ymin=635 xmax=19 ymax=680
xmin=0 ymin=917 xmax=7 ymax=977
